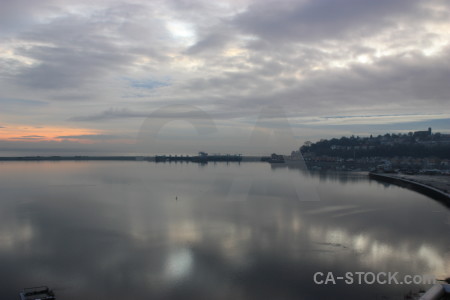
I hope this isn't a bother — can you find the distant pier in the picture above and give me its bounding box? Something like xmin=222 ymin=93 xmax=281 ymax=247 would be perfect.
xmin=155 ymin=152 xmax=242 ymax=163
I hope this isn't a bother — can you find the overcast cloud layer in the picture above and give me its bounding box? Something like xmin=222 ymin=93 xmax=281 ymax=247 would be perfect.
xmin=1 ymin=0 xmax=449 ymax=155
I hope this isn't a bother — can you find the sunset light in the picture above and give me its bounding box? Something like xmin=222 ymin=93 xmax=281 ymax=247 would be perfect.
xmin=0 ymin=125 xmax=101 ymax=143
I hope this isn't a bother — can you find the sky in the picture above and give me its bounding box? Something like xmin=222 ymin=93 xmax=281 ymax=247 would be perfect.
xmin=1 ymin=0 xmax=449 ymax=156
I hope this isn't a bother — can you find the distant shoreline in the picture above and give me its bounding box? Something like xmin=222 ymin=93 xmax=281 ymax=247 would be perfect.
xmin=0 ymin=156 xmax=264 ymax=162
xmin=0 ymin=156 xmax=143 ymax=161
xmin=369 ymin=172 xmax=450 ymax=206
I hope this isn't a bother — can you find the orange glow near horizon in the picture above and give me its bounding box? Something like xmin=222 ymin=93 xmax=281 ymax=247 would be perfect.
xmin=0 ymin=125 xmax=101 ymax=143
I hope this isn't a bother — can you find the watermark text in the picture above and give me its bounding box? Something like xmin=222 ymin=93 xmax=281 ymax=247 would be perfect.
xmin=313 ymin=272 xmax=435 ymax=285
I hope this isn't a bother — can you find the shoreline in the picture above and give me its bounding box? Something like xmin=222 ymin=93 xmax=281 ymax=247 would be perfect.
xmin=0 ymin=155 xmax=264 ymax=162
xmin=369 ymin=172 xmax=450 ymax=206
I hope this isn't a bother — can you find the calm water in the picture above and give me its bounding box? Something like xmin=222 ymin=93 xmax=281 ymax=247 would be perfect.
xmin=0 ymin=161 xmax=449 ymax=299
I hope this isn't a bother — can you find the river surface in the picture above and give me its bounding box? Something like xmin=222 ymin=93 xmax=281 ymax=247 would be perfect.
xmin=0 ymin=161 xmax=449 ymax=299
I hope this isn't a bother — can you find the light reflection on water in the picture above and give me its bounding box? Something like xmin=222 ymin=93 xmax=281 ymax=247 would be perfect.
xmin=0 ymin=161 xmax=449 ymax=299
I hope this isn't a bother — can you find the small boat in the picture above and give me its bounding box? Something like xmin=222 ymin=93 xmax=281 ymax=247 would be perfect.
xmin=19 ymin=286 xmax=55 ymax=300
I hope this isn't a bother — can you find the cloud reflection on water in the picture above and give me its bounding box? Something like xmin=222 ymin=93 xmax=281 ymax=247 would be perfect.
xmin=0 ymin=161 xmax=448 ymax=299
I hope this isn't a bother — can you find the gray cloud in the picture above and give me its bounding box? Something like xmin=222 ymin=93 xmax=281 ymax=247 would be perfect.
xmin=56 ymin=134 xmax=126 ymax=140
xmin=68 ymin=106 xmax=245 ymax=122
xmin=68 ymin=108 xmax=149 ymax=122
xmin=15 ymin=45 xmax=132 ymax=89
xmin=22 ymin=135 xmax=45 ymax=138
xmin=179 ymin=43 xmax=450 ymax=118
xmin=186 ymin=31 xmax=233 ymax=55
xmin=11 ymin=135 xmax=46 ymax=140
xmin=0 ymin=0 xmax=59 ymax=37
xmin=6 ymin=2 xmax=170 ymax=92
xmin=167 ymin=0 xmax=210 ymax=12
xmin=1 ymin=0 xmax=450 ymax=154
xmin=0 ymin=139 xmax=135 ymax=155
xmin=233 ymin=0 xmax=425 ymax=44
xmin=0 ymin=98 xmax=47 ymax=106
